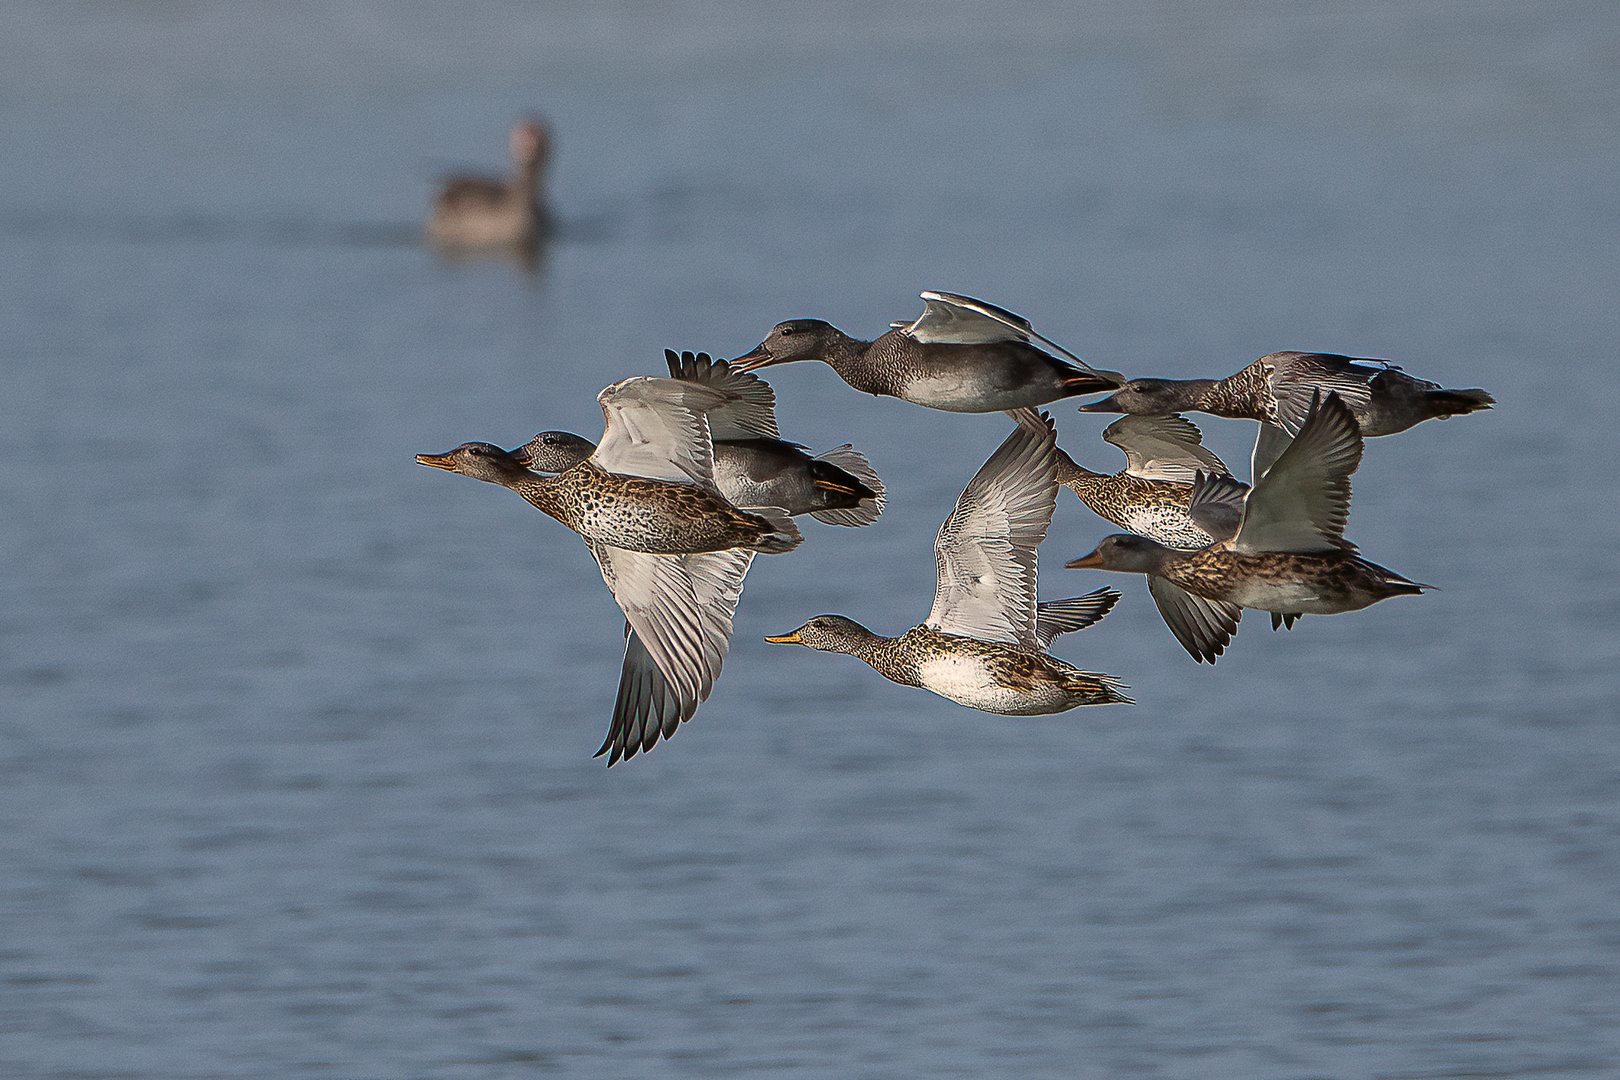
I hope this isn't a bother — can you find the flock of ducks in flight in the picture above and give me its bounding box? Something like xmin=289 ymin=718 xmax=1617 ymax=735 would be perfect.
xmin=418 ymin=123 xmax=1495 ymax=766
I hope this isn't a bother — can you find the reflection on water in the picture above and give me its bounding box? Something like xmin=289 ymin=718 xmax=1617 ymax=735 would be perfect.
xmin=1 ymin=2 xmax=1618 ymax=1078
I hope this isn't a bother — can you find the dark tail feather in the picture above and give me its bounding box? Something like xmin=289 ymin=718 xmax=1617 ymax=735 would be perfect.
xmin=1426 ymin=387 xmax=1494 ymax=418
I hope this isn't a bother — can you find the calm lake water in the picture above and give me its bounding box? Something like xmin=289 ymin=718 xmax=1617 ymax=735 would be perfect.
xmin=3 ymin=3 xmax=1618 ymax=1077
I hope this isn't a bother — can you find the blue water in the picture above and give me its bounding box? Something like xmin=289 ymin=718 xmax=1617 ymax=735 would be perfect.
xmin=3 ymin=3 xmax=1618 ymax=1077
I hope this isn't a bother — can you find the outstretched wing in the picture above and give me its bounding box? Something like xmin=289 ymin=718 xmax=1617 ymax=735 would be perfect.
xmin=1034 ymin=588 xmax=1122 ymax=649
xmin=1186 ymin=471 xmax=1249 ymax=543
xmin=903 ymin=291 xmax=1123 ymax=385
xmin=1102 ymin=414 xmax=1230 ymax=482
xmin=592 ymin=376 xmax=727 ymax=489
xmin=598 ymin=625 xmax=688 ymax=766
xmin=1264 ymin=352 xmax=1382 ymax=434
xmin=1147 ymin=577 xmax=1241 ymax=664
xmin=664 ymin=350 xmax=780 ymax=440
xmin=587 ymin=542 xmax=754 ymax=758
xmin=1234 ymin=391 xmax=1362 ymax=554
xmin=925 ymin=416 xmax=1058 ymax=648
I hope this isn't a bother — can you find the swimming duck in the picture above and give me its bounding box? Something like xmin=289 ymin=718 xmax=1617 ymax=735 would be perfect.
xmin=515 ymin=351 xmax=886 ymax=527
xmin=1057 ymin=414 xmax=1247 ymax=549
xmin=426 ymin=118 xmax=550 ymax=248
xmin=417 ymin=377 xmax=801 ymax=763
xmin=1065 ymin=392 xmax=1429 ymax=664
xmin=731 ymin=291 xmax=1123 ymax=414
xmin=765 ymin=414 xmax=1131 ymax=714
xmin=1078 ymin=350 xmax=1493 ymax=475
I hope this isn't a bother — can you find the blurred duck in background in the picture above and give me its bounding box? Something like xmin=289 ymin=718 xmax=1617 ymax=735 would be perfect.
xmin=426 ymin=117 xmax=550 ymax=251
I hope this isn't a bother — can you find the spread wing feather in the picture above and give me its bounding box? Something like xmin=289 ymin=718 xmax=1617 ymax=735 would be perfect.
xmin=592 ymin=376 xmax=727 ymax=489
xmin=925 ymin=417 xmax=1058 ymax=648
xmin=1234 ymin=391 xmax=1362 ymax=554
xmin=1103 ymin=414 xmax=1230 ymax=482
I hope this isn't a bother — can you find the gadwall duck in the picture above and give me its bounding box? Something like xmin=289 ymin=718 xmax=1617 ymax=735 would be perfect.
xmin=417 ymin=377 xmax=802 ymax=763
xmin=516 ymin=351 xmax=885 ymax=527
xmin=765 ymin=414 xmax=1131 ymax=713
xmin=426 ymin=118 xmax=550 ymax=248
xmin=732 ymin=291 xmax=1123 ymax=415
xmin=1056 ymin=414 xmax=1247 ymax=549
xmin=1066 ymin=392 xmax=1429 ymax=664
xmin=511 ymin=352 xmax=884 ymax=763
xmin=1079 ymin=350 xmax=1493 ymax=475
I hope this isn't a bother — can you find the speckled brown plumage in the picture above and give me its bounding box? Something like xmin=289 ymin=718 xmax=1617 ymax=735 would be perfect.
xmin=416 ymin=444 xmax=796 ymax=555
xmin=1054 ymin=453 xmax=1213 ymax=549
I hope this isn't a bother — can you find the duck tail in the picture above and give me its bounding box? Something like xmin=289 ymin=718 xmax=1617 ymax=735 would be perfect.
xmin=746 ymin=506 xmax=803 ymax=554
xmin=809 ymin=445 xmax=887 ymax=527
xmin=1425 ymin=387 xmax=1495 ymax=419
xmin=1066 ymin=669 xmax=1134 ymax=706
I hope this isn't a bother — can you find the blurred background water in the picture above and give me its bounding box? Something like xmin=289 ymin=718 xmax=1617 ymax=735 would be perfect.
xmin=2 ymin=2 xmax=1618 ymax=1077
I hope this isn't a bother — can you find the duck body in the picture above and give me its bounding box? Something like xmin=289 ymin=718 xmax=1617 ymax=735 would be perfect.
xmin=1055 ymin=414 xmax=1242 ymax=548
xmin=518 ymin=434 xmax=879 ymax=523
xmin=426 ymin=119 xmax=550 ymax=248
xmin=733 ymin=292 xmax=1122 ymax=413
xmin=1056 ymin=460 xmax=1213 ymax=549
xmin=766 ymin=415 xmax=1130 ymax=715
xmin=900 ymin=626 xmax=1130 ymax=714
xmin=1080 ymin=351 xmax=1494 ymax=437
xmin=1154 ymin=543 xmax=1428 ymax=616
xmin=529 ymin=460 xmax=797 ymax=555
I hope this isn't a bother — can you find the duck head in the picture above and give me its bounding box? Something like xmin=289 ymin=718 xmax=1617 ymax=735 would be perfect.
xmin=731 ymin=319 xmax=847 ymax=371
xmin=765 ymin=614 xmax=877 ymax=654
xmin=1065 ymin=533 xmax=1174 ymax=575
xmin=415 ymin=442 xmax=536 ymax=486
xmin=510 ymin=430 xmax=595 ymax=473
xmin=1077 ymin=378 xmax=1192 ymax=415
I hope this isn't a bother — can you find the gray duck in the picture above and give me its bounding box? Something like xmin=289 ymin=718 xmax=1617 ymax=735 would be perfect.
xmin=426 ymin=118 xmax=550 ymax=248
xmin=732 ymin=291 xmax=1123 ymax=415
xmin=1066 ymin=391 xmax=1429 ymax=664
xmin=516 ymin=351 xmax=885 ymax=528
xmin=1078 ymin=350 xmax=1493 ymax=477
xmin=417 ymin=376 xmax=801 ymax=763
xmin=766 ymin=414 xmax=1130 ymax=714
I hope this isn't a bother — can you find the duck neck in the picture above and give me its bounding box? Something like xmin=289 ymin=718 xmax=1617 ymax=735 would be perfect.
xmin=821 ymin=328 xmax=879 ymax=379
xmin=1167 ymin=377 xmax=1224 ymax=410
xmin=829 ymin=619 xmax=889 ymax=660
xmin=1053 ymin=448 xmax=1105 ymax=492
xmin=507 ymin=472 xmax=569 ymax=525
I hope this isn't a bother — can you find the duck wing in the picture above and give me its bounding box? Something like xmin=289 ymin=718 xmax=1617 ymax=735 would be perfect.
xmin=587 ymin=542 xmax=754 ymax=753
xmin=1233 ymin=391 xmax=1362 ymax=554
xmin=925 ymin=415 xmax=1058 ymax=649
xmin=1147 ymin=577 xmax=1241 ymax=664
xmin=1102 ymin=414 xmax=1230 ymax=482
xmin=664 ymin=350 xmax=780 ymax=440
xmin=591 ymin=376 xmax=728 ymax=490
xmin=1034 ymin=588 xmax=1122 ymax=649
xmin=1264 ymin=352 xmax=1384 ymax=434
xmin=598 ymin=625 xmax=687 ymax=766
xmin=1186 ymin=471 xmax=1249 ymax=543
xmin=903 ymin=291 xmax=1124 ymax=385
xmin=1249 ymin=421 xmax=1294 ymax=481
